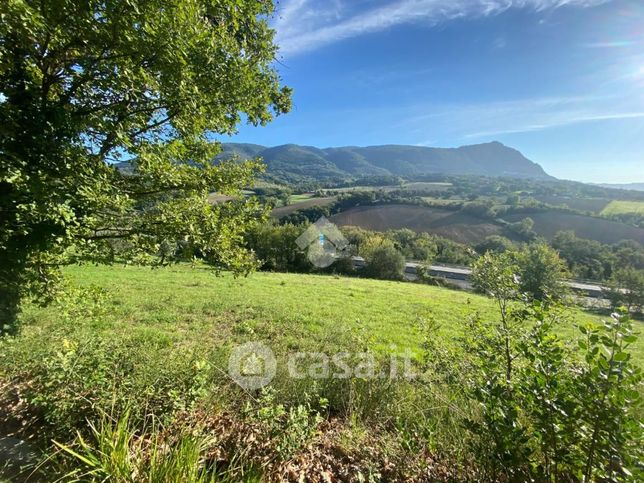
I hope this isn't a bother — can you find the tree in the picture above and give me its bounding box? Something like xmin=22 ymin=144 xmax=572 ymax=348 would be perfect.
xmin=0 ymin=0 xmax=292 ymax=332
xmin=388 ymin=229 xmax=437 ymax=264
xmin=613 ymin=240 xmax=644 ymax=271
xmin=245 ymin=223 xmax=311 ymax=273
xmin=507 ymin=217 xmax=536 ymax=239
xmin=605 ymin=268 xmax=644 ymax=314
xmin=475 ymin=235 xmax=514 ymax=255
xmin=362 ymin=237 xmax=405 ymax=281
xmin=471 ymin=252 xmax=519 ymax=382
xmin=551 ymin=231 xmax=611 ymax=280
xmin=515 ymin=243 xmax=568 ymax=304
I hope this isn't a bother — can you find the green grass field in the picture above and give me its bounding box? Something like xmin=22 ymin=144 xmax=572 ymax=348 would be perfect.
xmin=17 ymin=264 xmax=640 ymax=360
xmin=3 ymin=265 xmax=642 ymax=480
xmin=288 ymin=193 xmax=314 ymax=203
xmin=601 ymin=200 xmax=644 ymax=216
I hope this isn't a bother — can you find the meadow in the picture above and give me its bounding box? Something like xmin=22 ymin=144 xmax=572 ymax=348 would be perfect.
xmin=601 ymin=200 xmax=644 ymax=216
xmin=13 ymin=263 xmax=643 ymax=359
xmin=287 ymin=193 xmax=315 ymax=203
xmin=1 ymin=265 xmax=641 ymax=480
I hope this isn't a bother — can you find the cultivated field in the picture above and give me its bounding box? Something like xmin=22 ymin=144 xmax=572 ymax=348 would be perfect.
xmin=403 ymin=182 xmax=452 ymax=192
xmin=325 ymin=185 xmax=400 ymax=193
xmin=326 ymin=182 xmax=452 ymax=194
xmin=271 ymin=196 xmax=336 ymax=217
xmin=504 ymin=211 xmax=644 ymax=244
xmin=331 ymin=204 xmax=513 ymax=244
xmin=273 ymin=198 xmax=644 ymax=245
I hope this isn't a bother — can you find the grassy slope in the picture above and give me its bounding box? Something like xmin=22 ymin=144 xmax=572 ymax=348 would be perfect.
xmin=288 ymin=193 xmax=314 ymax=203
xmin=19 ymin=264 xmax=641 ymax=361
xmin=601 ymin=200 xmax=644 ymax=216
xmin=5 ymin=265 xmax=643 ymax=480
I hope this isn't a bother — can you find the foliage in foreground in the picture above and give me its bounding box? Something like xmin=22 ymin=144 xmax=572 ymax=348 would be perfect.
xmin=0 ymin=0 xmax=291 ymax=333
xmin=462 ymin=307 xmax=642 ymax=481
xmin=54 ymin=412 xmax=216 ymax=483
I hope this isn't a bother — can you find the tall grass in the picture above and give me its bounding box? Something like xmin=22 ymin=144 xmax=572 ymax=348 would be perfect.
xmin=54 ymin=411 xmax=216 ymax=483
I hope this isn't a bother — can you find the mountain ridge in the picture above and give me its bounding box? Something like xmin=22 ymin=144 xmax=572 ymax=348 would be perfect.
xmin=217 ymin=141 xmax=553 ymax=181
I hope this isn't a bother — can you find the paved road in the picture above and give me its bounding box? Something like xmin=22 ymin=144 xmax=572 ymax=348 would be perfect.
xmin=352 ymin=257 xmax=609 ymax=298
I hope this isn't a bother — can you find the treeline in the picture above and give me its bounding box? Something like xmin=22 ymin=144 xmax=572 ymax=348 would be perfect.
xmin=604 ymin=211 xmax=644 ymax=229
xmin=244 ymin=221 xmax=644 ymax=313
xmin=245 ymin=223 xmax=476 ymax=280
xmin=551 ymin=231 xmax=644 ymax=279
xmin=263 ymin=173 xmax=644 ymax=203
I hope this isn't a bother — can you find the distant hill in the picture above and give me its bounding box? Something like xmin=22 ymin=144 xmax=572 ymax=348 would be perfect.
xmin=593 ymin=183 xmax=644 ymax=192
xmin=216 ymin=141 xmax=553 ymax=181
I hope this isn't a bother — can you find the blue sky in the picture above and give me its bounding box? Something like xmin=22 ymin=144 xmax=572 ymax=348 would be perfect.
xmin=228 ymin=0 xmax=644 ymax=183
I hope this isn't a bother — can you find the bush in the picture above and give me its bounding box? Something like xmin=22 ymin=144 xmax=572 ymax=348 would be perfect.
xmin=363 ymin=243 xmax=406 ymax=280
xmin=245 ymin=223 xmax=311 ymax=273
xmin=515 ymin=242 xmax=568 ymax=304
xmin=462 ymin=305 xmax=643 ymax=481
xmin=475 ymin=235 xmax=515 ymax=255
xmin=507 ymin=217 xmax=536 ymax=239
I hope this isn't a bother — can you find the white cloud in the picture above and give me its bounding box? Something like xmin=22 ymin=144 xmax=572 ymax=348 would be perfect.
xmin=581 ymin=41 xmax=637 ymax=48
xmin=385 ymin=94 xmax=644 ymax=141
xmin=274 ymin=0 xmax=611 ymax=56
xmin=463 ymin=111 xmax=644 ymax=138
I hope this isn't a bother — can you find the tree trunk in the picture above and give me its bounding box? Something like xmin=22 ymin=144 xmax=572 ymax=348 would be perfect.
xmin=0 ymin=284 xmax=21 ymax=336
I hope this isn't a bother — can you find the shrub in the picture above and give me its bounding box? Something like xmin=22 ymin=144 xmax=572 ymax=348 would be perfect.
xmin=507 ymin=217 xmax=536 ymax=239
xmin=575 ymin=313 xmax=643 ymax=481
xmin=245 ymin=223 xmax=311 ymax=273
xmin=475 ymin=235 xmax=515 ymax=255
xmin=462 ymin=302 xmax=643 ymax=481
xmin=363 ymin=244 xmax=406 ymax=280
xmin=515 ymin=242 xmax=568 ymax=305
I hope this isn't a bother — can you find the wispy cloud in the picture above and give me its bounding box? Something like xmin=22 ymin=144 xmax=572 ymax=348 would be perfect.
xmin=274 ymin=0 xmax=612 ymax=56
xmin=464 ymin=111 xmax=644 ymax=138
xmin=387 ymin=94 xmax=644 ymax=142
xmin=581 ymin=40 xmax=639 ymax=48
